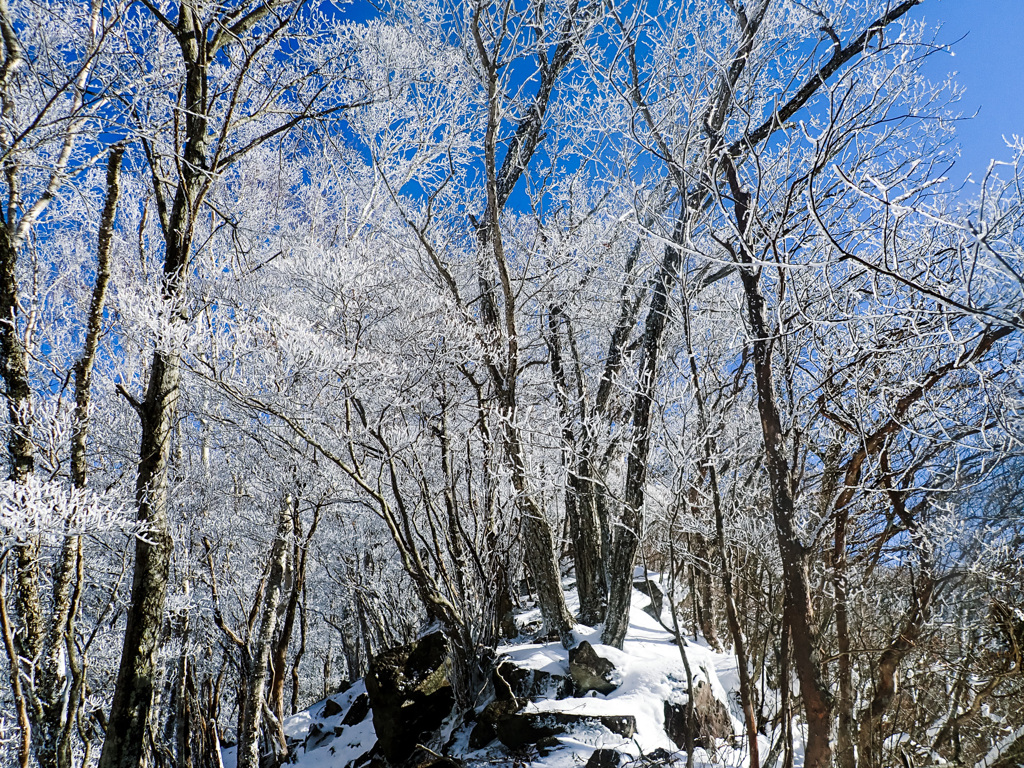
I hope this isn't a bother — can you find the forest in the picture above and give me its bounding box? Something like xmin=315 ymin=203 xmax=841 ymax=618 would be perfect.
xmin=0 ymin=1 xmax=1022 ymax=767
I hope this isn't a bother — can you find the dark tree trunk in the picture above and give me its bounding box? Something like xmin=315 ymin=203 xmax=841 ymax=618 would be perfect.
xmin=548 ymin=307 xmax=606 ymax=625
xmin=603 ymin=220 xmax=682 ymax=649
xmin=237 ymin=499 xmax=292 ymax=768
xmin=99 ymin=10 xmax=208 ymax=766
xmin=726 ymin=159 xmax=833 ymax=768
xmin=856 ymin=570 xmax=936 ymax=768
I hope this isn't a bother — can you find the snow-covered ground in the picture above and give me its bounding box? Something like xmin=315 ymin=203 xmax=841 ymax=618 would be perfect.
xmin=226 ymin=576 xmax=772 ymax=768
xmin=222 ymin=681 xmax=377 ymax=768
xmin=471 ymin=580 xmax=766 ymax=768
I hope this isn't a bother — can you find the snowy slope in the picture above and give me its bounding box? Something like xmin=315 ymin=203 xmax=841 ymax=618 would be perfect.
xmin=465 ymin=584 xmax=763 ymax=768
xmin=226 ymin=581 xmax=765 ymax=768
xmin=222 ymin=681 xmax=377 ymax=768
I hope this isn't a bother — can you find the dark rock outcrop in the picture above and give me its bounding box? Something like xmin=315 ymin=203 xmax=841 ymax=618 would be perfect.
xmin=322 ymin=698 xmax=344 ymax=718
xmin=568 ymin=641 xmax=618 ymax=695
xmin=304 ymin=722 xmax=325 ymax=749
xmin=342 ymin=692 xmax=371 ymax=727
xmin=478 ymin=698 xmax=522 ymax=725
xmin=493 ymin=658 xmax=573 ymax=701
xmin=663 ymin=680 xmax=732 ymax=749
xmin=365 ymin=631 xmax=455 ymax=764
xmin=640 ymin=747 xmax=677 ymax=765
xmin=587 ymin=748 xmax=626 ymax=768
xmin=468 ymin=720 xmax=497 ymax=749
xmin=494 ymin=711 xmax=636 ymax=749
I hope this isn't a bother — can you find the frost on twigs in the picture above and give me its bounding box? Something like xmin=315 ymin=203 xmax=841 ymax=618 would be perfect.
xmin=0 ymin=476 xmax=137 ymax=541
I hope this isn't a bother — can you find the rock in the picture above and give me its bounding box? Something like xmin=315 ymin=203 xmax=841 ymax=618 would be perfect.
xmin=493 ymin=658 xmax=573 ymax=701
xmin=494 ymin=711 xmax=636 ymax=749
xmin=535 ymin=736 xmax=562 ymax=756
xmin=663 ymin=701 xmax=687 ymax=746
xmin=351 ymin=745 xmax=381 ymax=768
xmin=587 ymin=748 xmax=625 ymax=768
xmin=468 ymin=720 xmax=497 ymax=749
xmin=587 ymin=715 xmax=635 ymax=739
xmin=478 ymin=698 xmax=522 ymax=725
xmin=641 ymin=747 xmax=677 ymax=765
xmin=492 ymin=712 xmax=541 ymax=749
xmin=569 ymin=641 xmax=618 ymax=695
xmin=342 ymin=692 xmax=371 ymax=726
xmin=305 ymin=722 xmax=334 ymax=751
xmin=321 ymin=698 xmax=344 ymax=718
xmin=365 ymin=631 xmax=455 ymax=764
xmin=663 ymin=681 xmax=732 ymax=749
xmin=634 ymin=578 xmax=664 ymax=620
xmin=413 ymin=755 xmax=464 ymax=768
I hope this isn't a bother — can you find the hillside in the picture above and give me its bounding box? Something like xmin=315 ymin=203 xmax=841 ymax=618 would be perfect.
xmin=222 ymin=580 xmax=772 ymax=768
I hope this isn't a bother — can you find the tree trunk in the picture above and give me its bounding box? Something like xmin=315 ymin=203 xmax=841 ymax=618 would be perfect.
xmin=857 ymin=574 xmax=936 ymax=768
xmin=603 ymin=220 xmax=682 ymax=649
xmin=100 ymin=9 xmax=209 ymax=765
xmin=727 ymin=160 xmax=833 ymax=768
xmin=834 ymin=505 xmax=856 ymax=768
xmin=98 ymin=342 xmax=179 ymax=768
xmin=236 ymin=498 xmax=292 ymax=768
xmin=690 ymin=532 xmax=722 ymax=652
xmin=2 ymin=141 xmax=123 ymax=768
xmin=713 ymin=479 xmax=759 ymax=768
xmin=35 ymin=142 xmax=124 ymax=768
xmin=548 ymin=307 xmax=607 ymax=625
xmin=0 ymin=209 xmax=43 ymax=690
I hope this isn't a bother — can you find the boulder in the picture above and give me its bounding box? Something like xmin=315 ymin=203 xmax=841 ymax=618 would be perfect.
xmin=478 ymin=698 xmax=522 ymax=725
xmin=304 ymin=722 xmax=328 ymax=750
xmin=640 ymin=747 xmax=677 ymax=765
xmin=663 ymin=680 xmax=732 ymax=749
xmin=364 ymin=631 xmax=455 ymax=764
xmin=535 ymin=736 xmax=562 ymax=756
xmin=468 ymin=720 xmax=497 ymax=749
xmin=587 ymin=748 xmax=626 ymax=768
xmin=321 ymin=698 xmax=344 ymax=718
xmin=493 ymin=658 xmax=573 ymax=701
xmin=569 ymin=641 xmax=618 ymax=695
xmin=342 ymin=692 xmax=371 ymax=727
xmin=494 ymin=711 xmax=636 ymax=750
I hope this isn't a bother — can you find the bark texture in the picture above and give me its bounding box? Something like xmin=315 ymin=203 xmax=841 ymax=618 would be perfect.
xmin=727 ymin=158 xmax=834 ymax=768
xmin=603 ymin=222 xmax=682 ymax=649
xmin=236 ymin=498 xmax=292 ymax=768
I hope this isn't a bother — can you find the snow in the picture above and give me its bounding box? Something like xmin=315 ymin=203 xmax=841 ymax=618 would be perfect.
xmin=223 ymin=681 xmax=376 ymax=768
xmin=225 ymin=584 xmax=767 ymax=768
xmin=494 ymin=587 xmax=752 ymax=766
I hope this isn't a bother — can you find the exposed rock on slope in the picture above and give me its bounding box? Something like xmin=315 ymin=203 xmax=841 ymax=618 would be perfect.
xmin=364 ymin=631 xmax=454 ymax=764
xmin=569 ymin=641 xmax=620 ymax=695
xmin=663 ymin=680 xmax=733 ymax=749
xmin=225 ymin=585 xmax=751 ymax=768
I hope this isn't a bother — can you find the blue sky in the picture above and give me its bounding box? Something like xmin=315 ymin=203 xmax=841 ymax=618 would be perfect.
xmin=341 ymin=0 xmax=1020 ymax=184
xmin=920 ymin=0 xmax=1024 ymax=182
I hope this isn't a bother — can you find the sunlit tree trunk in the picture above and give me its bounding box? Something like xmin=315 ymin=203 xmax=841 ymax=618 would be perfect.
xmin=726 ymin=159 xmax=834 ymax=768
xmin=236 ymin=498 xmax=292 ymax=768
